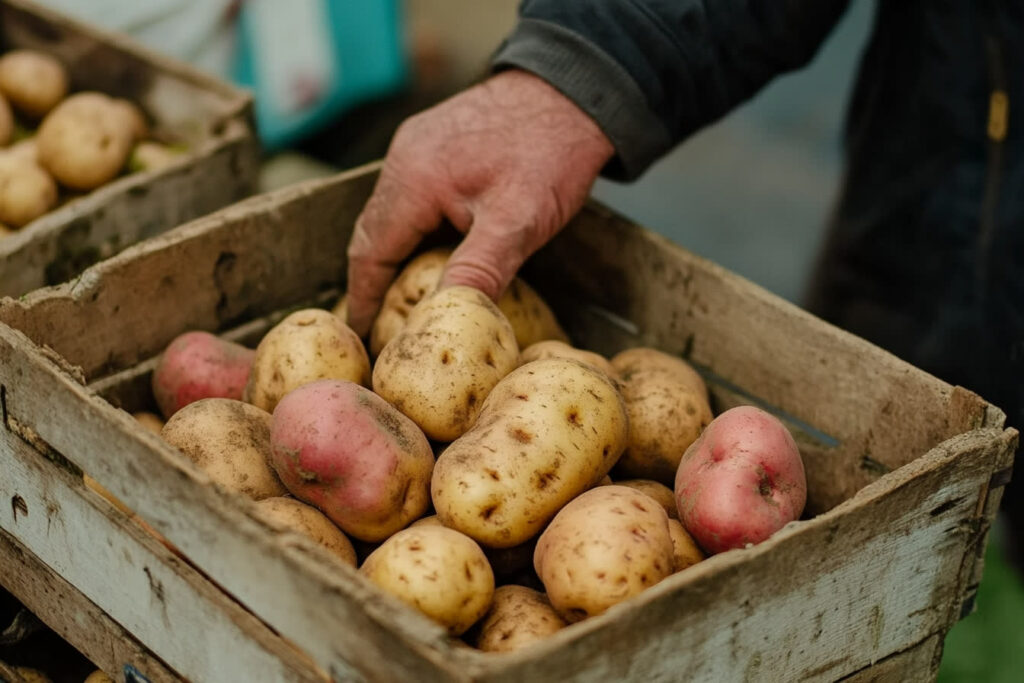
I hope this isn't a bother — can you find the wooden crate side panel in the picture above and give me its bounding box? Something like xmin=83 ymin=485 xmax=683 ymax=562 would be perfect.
xmin=0 ymin=167 xmax=375 ymax=380
xmin=524 ymin=203 xmax=993 ymax=511
xmin=0 ymin=529 xmax=181 ymax=683
xmin=839 ymin=634 xmax=941 ymax=683
xmin=472 ymin=429 xmax=1014 ymax=682
xmin=0 ymin=324 xmax=473 ymax=683
xmin=0 ymin=120 xmax=258 ymax=297
xmin=0 ymin=428 xmax=331 ymax=683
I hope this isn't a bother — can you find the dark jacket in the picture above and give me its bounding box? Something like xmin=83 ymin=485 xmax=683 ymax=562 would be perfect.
xmin=493 ymin=0 xmax=1024 ymax=557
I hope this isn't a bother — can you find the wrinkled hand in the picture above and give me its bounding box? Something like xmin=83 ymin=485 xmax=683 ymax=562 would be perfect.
xmin=345 ymin=69 xmax=614 ymax=337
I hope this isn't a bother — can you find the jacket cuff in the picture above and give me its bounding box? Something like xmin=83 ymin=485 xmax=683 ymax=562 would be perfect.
xmin=491 ymin=18 xmax=671 ymax=181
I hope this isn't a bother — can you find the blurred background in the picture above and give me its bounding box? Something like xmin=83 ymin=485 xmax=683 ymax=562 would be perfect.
xmin=2 ymin=1 xmax=1020 ymax=681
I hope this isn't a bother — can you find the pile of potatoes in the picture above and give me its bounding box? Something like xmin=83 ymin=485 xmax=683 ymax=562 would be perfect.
xmin=0 ymin=48 xmax=184 ymax=236
xmin=87 ymin=247 xmax=808 ymax=653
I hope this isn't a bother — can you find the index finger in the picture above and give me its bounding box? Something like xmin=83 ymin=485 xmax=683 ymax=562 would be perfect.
xmin=345 ymin=172 xmax=442 ymax=337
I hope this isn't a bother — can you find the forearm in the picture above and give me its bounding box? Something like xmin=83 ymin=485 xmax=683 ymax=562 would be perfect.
xmin=493 ymin=0 xmax=851 ymax=180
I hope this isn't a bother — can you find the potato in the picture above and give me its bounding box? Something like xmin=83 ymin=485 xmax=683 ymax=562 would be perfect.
xmin=373 ymin=285 xmax=518 ymax=442
xmin=244 ymin=308 xmax=370 ymax=413
xmin=432 ymin=358 xmax=628 ymax=548
xmin=129 ymin=141 xmax=183 ymax=173
xmin=0 ymin=155 xmax=58 ymax=227
xmin=270 ymin=379 xmax=433 ymax=542
xmin=534 ymin=485 xmax=674 ymax=622
xmin=84 ymin=671 xmax=114 ymax=683
xmin=114 ymin=98 xmax=149 ymax=142
xmin=475 ymin=585 xmax=567 ymax=653
xmin=675 ymin=405 xmax=807 ymax=554
xmin=83 ymin=473 xmax=132 ymax=515
xmin=616 ymin=479 xmax=678 ymax=519
xmin=610 ymin=348 xmax=713 ymax=485
xmin=152 ymin=331 xmax=255 ymax=419
xmin=0 ymin=49 xmax=68 ymax=117
xmin=331 ymin=293 xmax=348 ymax=321
xmin=519 ymin=340 xmax=617 ymax=378
xmin=360 ymin=525 xmax=494 ymax=636
xmin=369 ymin=248 xmax=567 ymax=355
xmin=4 ymin=136 xmax=38 ymax=163
xmin=37 ymin=92 xmax=133 ymax=190
xmin=0 ymin=91 xmax=12 ymax=146
xmin=667 ymin=518 xmax=705 ymax=572
xmin=254 ymin=496 xmax=357 ymax=567
xmin=12 ymin=668 xmax=51 ymax=683
xmin=412 ymin=515 xmax=536 ymax=582
xmin=133 ymin=410 xmax=165 ymax=434
xmin=161 ymin=398 xmax=286 ymax=500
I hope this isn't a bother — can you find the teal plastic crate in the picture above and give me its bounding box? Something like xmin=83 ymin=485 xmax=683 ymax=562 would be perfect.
xmin=233 ymin=0 xmax=408 ymax=151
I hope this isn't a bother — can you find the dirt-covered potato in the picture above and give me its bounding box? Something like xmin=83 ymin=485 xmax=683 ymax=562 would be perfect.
xmin=270 ymin=380 xmax=434 ymax=542
xmin=0 ymin=155 xmax=57 ymax=227
xmin=253 ymin=496 xmax=357 ymax=567
xmin=474 ymin=585 xmax=567 ymax=653
xmin=0 ymin=49 xmax=68 ymax=118
xmin=519 ymin=340 xmax=617 ymax=378
xmin=611 ymin=347 xmax=713 ymax=485
xmin=161 ymin=398 xmax=286 ymax=500
xmin=360 ymin=525 xmax=494 ymax=636
xmin=534 ymin=485 xmax=674 ymax=622
xmin=373 ymin=286 xmax=519 ymax=442
xmin=244 ymin=308 xmax=370 ymax=413
xmin=0 ymin=92 xmax=12 ymax=146
xmin=369 ymin=248 xmax=567 ymax=355
xmin=37 ymin=92 xmax=133 ymax=190
xmin=411 ymin=515 xmax=535 ymax=582
xmin=667 ymin=518 xmax=705 ymax=572
xmin=432 ymin=358 xmax=629 ymax=548
xmin=616 ymin=479 xmax=678 ymax=519
xmin=152 ymin=330 xmax=255 ymax=419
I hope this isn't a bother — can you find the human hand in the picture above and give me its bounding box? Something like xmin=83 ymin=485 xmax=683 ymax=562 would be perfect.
xmin=344 ymin=69 xmax=614 ymax=337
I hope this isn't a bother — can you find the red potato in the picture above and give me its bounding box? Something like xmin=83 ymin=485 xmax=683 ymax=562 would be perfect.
xmin=269 ymin=379 xmax=434 ymax=542
xmin=151 ymin=331 xmax=255 ymax=419
xmin=674 ymin=405 xmax=806 ymax=554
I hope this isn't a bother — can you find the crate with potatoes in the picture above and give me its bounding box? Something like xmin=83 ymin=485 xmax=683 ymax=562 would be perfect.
xmin=0 ymin=0 xmax=257 ymax=298
xmin=0 ymin=164 xmax=1016 ymax=682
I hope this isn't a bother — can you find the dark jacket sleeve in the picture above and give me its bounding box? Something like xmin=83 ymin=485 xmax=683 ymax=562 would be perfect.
xmin=492 ymin=0 xmax=850 ymax=180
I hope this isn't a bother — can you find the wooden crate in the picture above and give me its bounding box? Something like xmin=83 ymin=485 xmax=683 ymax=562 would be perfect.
xmin=0 ymin=0 xmax=259 ymax=298
xmin=0 ymin=163 xmax=1016 ymax=682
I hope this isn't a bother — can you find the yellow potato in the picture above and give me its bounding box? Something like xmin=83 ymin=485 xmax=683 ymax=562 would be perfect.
xmin=161 ymin=398 xmax=287 ymax=499
xmin=13 ymin=667 xmax=52 ymax=683
xmin=611 ymin=348 xmax=713 ymax=484
xmin=0 ymin=49 xmax=68 ymax=117
xmin=411 ymin=515 xmax=535 ymax=581
xmin=129 ymin=141 xmax=183 ymax=173
xmin=475 ymin=585 xmax=567 ymax=653
xmin=519 ymin=340 xmax=617 ymax=378
xmin=0 ymin=155 xmax=58 ymax=227
xmin=667 ymin=518 xmax=705 ymax=572
xmin=373 ymin=285 xmax=519 ymax=442
xmin=360 ymin=525 xmax=494 ymax=636
xmin=113 ymin=98 xmax=149 ymax=142
xmin=3 ymin=136 xmax=38 ymax=163
xmin=37 ymin=92 xmax=133 ymax=190
xmin=331 ymin=293 xmax=348 ymax=322
xmin=84 ymin=671 xmax=115 ymax=683
xmin=244 ymin=308 xmax=370 ymax=413
xmin=432 ymin=358 xmax=628 ymax=548
xmin=534 ymin=486 xmax=674 ymax=622
xmin=615 ymin=479 xmax=678 ymax=519
xmin=370 ymin=248 xmax=567 ymax=355
xmin=133 ymin=410 xmax=165 ymax=434
xmin=254 ymin=497 xmax=357 ymax=567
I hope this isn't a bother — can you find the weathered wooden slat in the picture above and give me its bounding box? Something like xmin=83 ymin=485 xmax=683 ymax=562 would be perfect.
xmin=839 ymin=634 xmax=941 ymax=682
xmin=0 ymin=528 xmax=181 ymax=683
xmin=0 ymin=425 xmax=332 ymax=683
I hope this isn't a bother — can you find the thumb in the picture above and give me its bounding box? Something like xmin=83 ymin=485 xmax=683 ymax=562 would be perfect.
xmin=439 ymin=217 xmax=531 ymax=301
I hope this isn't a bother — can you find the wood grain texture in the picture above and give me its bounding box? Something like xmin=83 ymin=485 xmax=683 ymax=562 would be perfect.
xmin=0 ymin=165 xmax=1017 ymax=681
xmin=0 ymin=426 xmax=331 ymax=683
xmin=0 ymin=0 xmax=258 ymax=297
